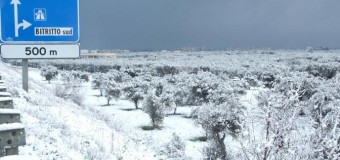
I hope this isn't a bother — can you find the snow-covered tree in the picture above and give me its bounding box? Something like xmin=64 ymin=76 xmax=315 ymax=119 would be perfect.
xmin=185 ymin=71 xmax=220 ymax=105
xmin=165 ymin=74 xmax=190 ymax=107
xmin=307 ymin=75 xmax=340 ymax=159
xmin=241 ymin=74 xmax=318 ymax=160
xmin=157 ymin=83 xmax=177 ymax=114
xmin=60 ymin=71 xmax=84 ymax=86
xmin=143 ymin=93 xmax=165 ymax=127
xmin=92 ymin=72 xmax=105 ymax=96
xmin=102 ymin=74 xmax=122 ymax=105
xmin=106 ymin=69 xmax=130 ymax=83
xmin=254 ymin=90 xmax=300 ymax=160
xmin=40 ymin=65 xmax=58 ymax=83
xmin=122 ymin=77 xmax=148 ymax=109
xmin=94 ymin=69 xmax=130 ymax=105
xmin=196 ymin=97 xmax=244 ymax=160
xmin=149 ymin=78 xmax=183 ymax=115
xmin=208 ymin=81 xmax=234 ymax=105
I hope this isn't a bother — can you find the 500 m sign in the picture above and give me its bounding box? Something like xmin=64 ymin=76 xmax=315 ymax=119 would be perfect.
xmin=25 ymin=47 xmax=57 ymax=56
xmin=1 ymin=44 xmax=79 ymax=59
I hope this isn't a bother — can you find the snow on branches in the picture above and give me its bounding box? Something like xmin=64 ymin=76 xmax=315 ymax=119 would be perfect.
xmin=40 ymin=65 xmax=58 ymax=83
xmin=196 ymin=97 xmax=244 ymax=160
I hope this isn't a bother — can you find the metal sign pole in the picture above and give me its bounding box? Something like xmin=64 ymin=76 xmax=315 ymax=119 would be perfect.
xmin=22 ymin=59 xmax=28 ymax=92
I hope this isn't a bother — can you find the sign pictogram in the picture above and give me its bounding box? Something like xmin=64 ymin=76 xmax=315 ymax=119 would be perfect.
xmin=34 ymin=8 xmax=46 ymax=21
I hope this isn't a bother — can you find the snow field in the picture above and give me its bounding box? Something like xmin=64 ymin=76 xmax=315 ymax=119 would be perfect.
xmin=83 ymin=84 xmax=206 ymax=159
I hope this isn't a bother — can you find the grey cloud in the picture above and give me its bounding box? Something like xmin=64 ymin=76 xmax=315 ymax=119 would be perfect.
xmin=80 ymin=0 xmax=340 ymax=50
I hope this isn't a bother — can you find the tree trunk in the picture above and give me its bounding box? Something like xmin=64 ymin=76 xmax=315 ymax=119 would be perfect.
xmin=217 ymin=133 xmax=227 ymax=160
xmin=134 ymin=99 xmax=139 ymax=109
xmin=173 ymin=107 xmax=177 ymax=115
xmin=107 ymin=98 xmax=110 ymax=106
xmin=152 ymin=118 xmax=155 ymax=127
xmin=263 ymin=113 xmax=271 ymax=160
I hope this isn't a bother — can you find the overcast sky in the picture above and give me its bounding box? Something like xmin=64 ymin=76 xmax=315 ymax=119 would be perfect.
xmin=80 ymin=0 xmax=340 ymax=50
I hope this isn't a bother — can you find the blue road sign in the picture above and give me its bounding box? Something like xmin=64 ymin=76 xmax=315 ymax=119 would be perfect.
xmin=0 ymin=0 xmax=79 ymax=43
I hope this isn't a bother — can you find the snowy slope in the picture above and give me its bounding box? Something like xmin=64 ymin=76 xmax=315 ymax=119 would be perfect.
xmin=0 ymin=61 xmax=157 ymax=159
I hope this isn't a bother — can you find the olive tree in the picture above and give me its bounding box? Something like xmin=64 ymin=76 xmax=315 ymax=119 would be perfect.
xmin=40 ymin=65 xmax=58 ymax=83
xmin=196 ymin=97 xmax=244 ymax=160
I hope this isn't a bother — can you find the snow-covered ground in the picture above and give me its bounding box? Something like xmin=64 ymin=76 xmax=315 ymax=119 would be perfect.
xmin=2 ymin=50 xmax=335 ymax=159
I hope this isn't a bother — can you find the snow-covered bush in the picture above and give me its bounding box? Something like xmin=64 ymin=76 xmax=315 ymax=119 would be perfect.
xmin=307 ymin=75 xmax=340 ymax=159
xmin=244 ymin=75 xmax=259 ymax=87
xmin=306 ymin=64 xmax=337 ymax=79
xmin=260 ymin=72 xmax=276 ymax=88
xmin=309 ymin=98 xmax=340 ymax=159
xmin=55 ymin=71 xmax=86 ymax=106
xmin=242 ymin=76 xmax=314 ymax=159
xmin=80 ymin=72 xmax=90 ymax=82
xmin=160 ymin=133 xmax=186 ymax=158
xmin=254 ymin=90 xmax=301 ymax=159
xmin=54 ymin=84 xmax=69 ymax=98
xmin=274 ymin=73 xmax=321 ymax=102
xmin=40 ymin=65 xmax=58 ymax=83
xmin=153 ymin=65 xmax=179 ymax=77
xmin=71 ymin=89 xmax=85 ymax=106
